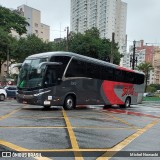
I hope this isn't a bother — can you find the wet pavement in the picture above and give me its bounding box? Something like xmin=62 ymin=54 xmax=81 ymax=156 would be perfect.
xmin=0 ymin=100 xmax=160 ymax=160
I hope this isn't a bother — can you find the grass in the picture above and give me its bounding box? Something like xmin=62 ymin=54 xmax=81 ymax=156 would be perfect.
xmin=143 ymin=96 xmax=160 ymax=101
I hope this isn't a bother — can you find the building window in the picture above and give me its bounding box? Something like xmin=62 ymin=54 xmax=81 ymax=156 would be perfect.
xmin=35 ymin=23 xmax=38 ymax=27
xmin=35 ymin=30 xmax=38 ymax=34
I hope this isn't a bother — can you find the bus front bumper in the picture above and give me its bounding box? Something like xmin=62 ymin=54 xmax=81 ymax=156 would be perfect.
xmin=16 ymin=93 xmax=42 ymax=105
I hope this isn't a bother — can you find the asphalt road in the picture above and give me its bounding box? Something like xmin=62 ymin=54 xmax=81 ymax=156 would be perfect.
xmin=0 ymin=100 xmax=160 ymax=160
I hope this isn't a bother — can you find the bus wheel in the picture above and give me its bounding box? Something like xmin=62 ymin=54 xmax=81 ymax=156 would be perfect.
xmin=0 ymin=94 xmax=5 ymax=101
xmin=120 ymin=97 xmax=131 ymax=108
xmin=63 ymin=95 xmax=75 ymax=110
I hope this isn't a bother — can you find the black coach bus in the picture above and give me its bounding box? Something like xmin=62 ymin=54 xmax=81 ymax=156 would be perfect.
xmin=16 ymin=52 xmax=145 ymax=109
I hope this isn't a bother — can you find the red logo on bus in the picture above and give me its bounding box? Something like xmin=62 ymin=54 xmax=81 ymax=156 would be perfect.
xmin=122 ymin=86 xmax=137 ymax=97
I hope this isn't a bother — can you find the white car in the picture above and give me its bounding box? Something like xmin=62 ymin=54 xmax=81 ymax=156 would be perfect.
xmin=0 ymin=87 xmax=7 ymax=101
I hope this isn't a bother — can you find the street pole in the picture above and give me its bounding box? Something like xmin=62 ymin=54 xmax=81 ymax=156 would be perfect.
xmin=132 ymin=40 xmax=136 ymax=70
xmin=66 ymin=26 xmax=69 ymax=51
xmin=110 ymin=32 xmax=115 ymax=63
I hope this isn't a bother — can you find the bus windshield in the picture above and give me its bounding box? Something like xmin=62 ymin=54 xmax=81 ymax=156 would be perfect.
xmin=17 ymin=58 xmax=48 ymax=89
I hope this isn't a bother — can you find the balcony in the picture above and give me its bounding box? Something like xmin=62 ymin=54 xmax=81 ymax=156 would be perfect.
xmin=154 ymin=59 xmax=160 ymax=67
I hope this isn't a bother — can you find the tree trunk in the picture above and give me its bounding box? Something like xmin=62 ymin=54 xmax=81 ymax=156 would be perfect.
xmin=145 ymin=71 xmax=149 ymax=92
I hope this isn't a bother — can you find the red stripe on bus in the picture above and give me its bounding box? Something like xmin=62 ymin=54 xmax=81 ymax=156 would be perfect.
xmin=118 ymin=66 xmax=135 ymax=72
xmin=102 ymin=81 xmax=124 ymax=105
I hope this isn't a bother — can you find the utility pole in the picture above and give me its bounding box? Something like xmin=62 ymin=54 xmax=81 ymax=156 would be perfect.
xmin=66 ymin=26 xmax=69 ymax=51
xmin=110 ymin=32 xmax=115 ymax=63
xmin=130 ymin=40 xmax=137 ymax=70
xmin=132 ymin=40 xmax=136 ymax=70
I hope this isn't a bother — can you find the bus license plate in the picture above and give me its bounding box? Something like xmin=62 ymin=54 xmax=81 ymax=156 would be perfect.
xmin=44 ymin=101 xmax=51 ymax=105
xmin=23 ymin=101 xmax=27 ymax=104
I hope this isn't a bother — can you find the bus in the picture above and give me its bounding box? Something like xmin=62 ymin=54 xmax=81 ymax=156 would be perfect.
xmin=16 ymin=51 xmax=145 ymax=110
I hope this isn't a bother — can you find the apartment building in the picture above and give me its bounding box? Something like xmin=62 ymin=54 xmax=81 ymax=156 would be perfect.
xmin=122 ymin=47 xmax=146 ymax=69
xmin=70 ymin=0 xmax=127 ymax=55
xmin=122 ymin=40 xmax=160 ymax=84
xmin=12 ymin=5 xmax=50 ymax=42
xmin=153 ymin=47 xmax=160 ymax=84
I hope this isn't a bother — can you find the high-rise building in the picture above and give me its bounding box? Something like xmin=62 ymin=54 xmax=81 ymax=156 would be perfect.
xmin=12 ymin=5 xmax=50 ymax=42
xmin=70 ymin=0 xmax=127 ymax=54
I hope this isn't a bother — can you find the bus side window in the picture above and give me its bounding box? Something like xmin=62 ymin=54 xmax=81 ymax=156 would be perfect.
xmin=51 ymin=56 xmax=71 ymax=78
xmin=136 ymin=74 xmax=145 ymax=84
xmin=125 ymin=72 xmax=135 ymax=84
xmin=114 ymin=69 xmax=126 ymax=82
xmin=66 ymin=59 xmax=87 ymax=78
xmin=86 ymin=62 xmax=100 ymax=79
xmin=100 ymin=66 xmax=114 ymax=81
xmin=44 ymin=69 xmax=57 ymax=86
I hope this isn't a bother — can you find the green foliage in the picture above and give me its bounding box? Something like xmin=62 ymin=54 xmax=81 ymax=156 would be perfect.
xmin=0 ymin=28 xmax=18 ymax=73
xmin=150 ymin=84 xmax=160 ymax=90
xmin=137 ymin=62 xmax=153 ymax=74
xmin=0 ymin=6 xmax=29 ymax=35
xmin=146 ymin=85 xmax=156 ymax=93
xmin=0 ymin=5 xmax=29 ymax=74
xmin=137 ymin=62 xmax=154 ymax=92
xmin=51 ymin=27 xmax=121 ymax=65
xmin=14 ymin=34 xmax=53 ymax=62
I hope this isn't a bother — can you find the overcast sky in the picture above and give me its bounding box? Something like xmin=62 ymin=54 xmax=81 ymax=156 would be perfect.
xmin=1 ymin=0 xmax=160 ymax=46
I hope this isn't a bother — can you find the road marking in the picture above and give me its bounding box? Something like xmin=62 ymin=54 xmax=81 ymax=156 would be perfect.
xmin=96 ymin=119 xmax=159 ymax=160
xmin=62 ymin=109 xmax=84 ymax=160
xmin=0 ymin=108 xmax=21 ymax=121
xmin=0 ymin=107 xmax=52 ymax=160
xmin=104 ymin=112 xmax=138 ymax=129
xmin=0 ymin=126 xmax=67 ymax=128
xmin=10 ymin=116 xmax=64 ymax=119
xmin=0 ymin=126 xmax=138 ymax=130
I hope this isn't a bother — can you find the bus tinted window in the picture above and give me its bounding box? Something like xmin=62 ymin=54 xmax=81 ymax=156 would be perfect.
xmin=66 ymin=59 xmax=87 ymax=77
xmin=51 ymin=56 xmax=70 ymax=78
xmin=100 ymin=66 xmax=114 ymax=80
xmin=124 ymin=72 xmax=135 ymax=83
xmin=86 ymin=62 xmax=101 ymax=79
xmin=114 ymin=69 xmax=125 ymax=82
xmin=136 ymin=74 xmax=145 ymax=84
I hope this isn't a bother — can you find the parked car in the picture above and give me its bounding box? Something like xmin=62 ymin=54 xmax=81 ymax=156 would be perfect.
xmin=0 ymin=87 xmax=7 ymax=101
xmin=146 ymin=93 xmax=155 ymax=97
xmin=143 ymin=93 xmax=149 ymax=97
xmin=4 ymin=86 xmax=17 ymax=99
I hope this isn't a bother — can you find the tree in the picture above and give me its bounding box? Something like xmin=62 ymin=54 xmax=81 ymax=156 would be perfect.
xmin=52 ymin=28 xmax=121 ymax=65
xmin=0 ymin=28 xmax=17 ymax=74
xmin=137 ymin=62 xmax=153 ymax=92
xmin=0 ymin=6 xmax=29 ymax=76
xmin=146 ymin=85 xmax=156 ymax=93
xmin=0 ymin=6 xmax=29 ymax=35
xmin=14 ymin=34 xmax=53 ymax=62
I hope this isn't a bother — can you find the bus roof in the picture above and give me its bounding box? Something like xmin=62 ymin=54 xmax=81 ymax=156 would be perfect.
xmin=27 ymin=51 xmax=144 ymax=75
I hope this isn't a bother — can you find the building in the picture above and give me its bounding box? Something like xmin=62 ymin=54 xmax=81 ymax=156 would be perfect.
xmin=70 ymin=0 xmax=127 ymax=55
xmin=12 ymin=4 xmax=50 ymax=42
xmin=123 ymin=40 xmax=160 ymax=84
xmin=122 ymin=48 xmax=146 ymax=69
xmin=135 ymin=40 xmax=154 ymax=64
xmin=153 ymin=47 xmax=160 ymax=84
